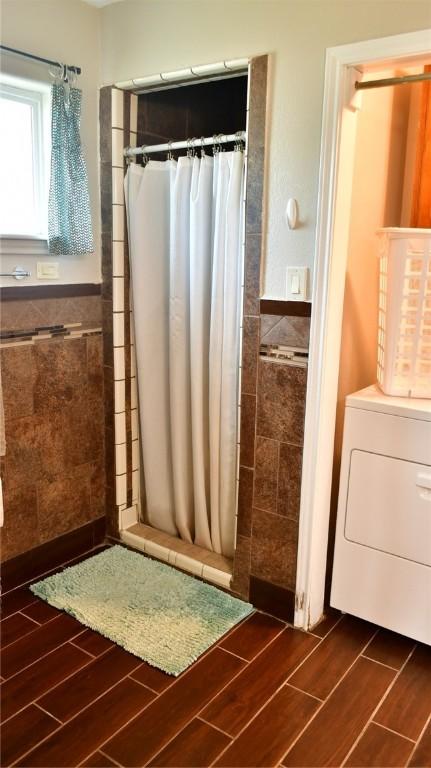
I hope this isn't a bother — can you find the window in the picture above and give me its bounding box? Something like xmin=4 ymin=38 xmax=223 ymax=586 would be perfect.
xmin=0 ymin=74 xmax=50 ymax=242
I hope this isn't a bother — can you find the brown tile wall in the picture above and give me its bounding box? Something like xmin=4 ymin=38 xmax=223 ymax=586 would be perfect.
xmin=260 ymin=314 xmax=310 ymax=348
xmin=0 ymin=334 xmax=106 ymax=562
xmin=231 ymin=57 xmax=310 ymax=622
xmin=0 ymin=295 xmax=102 ymax=334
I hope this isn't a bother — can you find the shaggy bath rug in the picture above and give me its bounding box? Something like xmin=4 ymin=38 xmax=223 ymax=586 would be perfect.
xmin=30 ymin=545 xmax=253 ymax=675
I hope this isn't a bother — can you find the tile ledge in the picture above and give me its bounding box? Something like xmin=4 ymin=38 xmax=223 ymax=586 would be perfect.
xmin=120 ymin=527 xmax=233 ymax=590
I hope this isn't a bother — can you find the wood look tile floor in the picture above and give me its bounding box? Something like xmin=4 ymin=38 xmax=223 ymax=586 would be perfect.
xmin=1 ymin=550 xmax=430 ymax=768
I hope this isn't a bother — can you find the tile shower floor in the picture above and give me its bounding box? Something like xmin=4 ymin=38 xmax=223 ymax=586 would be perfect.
xmin=1 ymin=547 xmax=430 ymax=768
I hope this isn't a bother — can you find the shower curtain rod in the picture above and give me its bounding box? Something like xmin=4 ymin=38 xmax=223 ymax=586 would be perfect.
xmin=0 ymin=44 xmax=81 ymax=76
xmin=356 ymin=71 xmax=431 ymax=90
xmin=124 ymin=131 xmax=246 ymax=158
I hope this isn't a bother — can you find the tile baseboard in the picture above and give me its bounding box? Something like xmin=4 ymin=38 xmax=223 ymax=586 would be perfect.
xmin=1 ymin=517 xmax=106 ymax=592
xmin=0 ymin=284 xmax=102 ymax=301
xmin=249 ymin=575 xmax=295 ymax=623
xmin=260 ymin=299 xmax=312 ymax=317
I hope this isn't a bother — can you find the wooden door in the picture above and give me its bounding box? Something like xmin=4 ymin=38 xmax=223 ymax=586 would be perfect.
xmin=411 ymin=65 xmax=431 ymax=228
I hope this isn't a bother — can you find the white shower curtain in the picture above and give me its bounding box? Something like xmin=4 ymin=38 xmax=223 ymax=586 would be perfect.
xmin=125 ymin=150 xmax=244 ymax=557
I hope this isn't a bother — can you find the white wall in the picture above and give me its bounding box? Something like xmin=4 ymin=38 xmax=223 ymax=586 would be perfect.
xmin=0 ymin=0 xmax=102 ymax=286
xmin=100 ymin=0 xmax=431 ymax=298
xmin=329 ymin=72 xmax=412 ymax=563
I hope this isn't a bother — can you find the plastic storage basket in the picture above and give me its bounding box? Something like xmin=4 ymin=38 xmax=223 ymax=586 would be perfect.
xmin=377 ymin=228 xmax=431 ymax=398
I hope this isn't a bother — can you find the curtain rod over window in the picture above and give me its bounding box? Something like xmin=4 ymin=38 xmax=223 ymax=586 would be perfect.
xmin=356 ymin=71 xmax=431 ymax=90
xmin=0 ymin=44 xmax=81 ymax=76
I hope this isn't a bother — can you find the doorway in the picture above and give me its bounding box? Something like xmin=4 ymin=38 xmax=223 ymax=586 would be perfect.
xmin=295 ymin=29 xmax=431 ymax=631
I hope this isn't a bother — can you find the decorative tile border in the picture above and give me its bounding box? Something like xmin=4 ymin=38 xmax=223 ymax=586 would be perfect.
xmin=0 ymin=322 xmax=102 ymax=347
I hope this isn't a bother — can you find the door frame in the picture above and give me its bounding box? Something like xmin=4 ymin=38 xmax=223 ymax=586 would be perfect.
xmin=294 ymin=28 xmax=431 ymax=631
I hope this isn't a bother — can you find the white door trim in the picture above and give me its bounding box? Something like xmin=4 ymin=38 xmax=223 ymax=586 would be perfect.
xmin=294 ymin=28 xmax=431 ymax=631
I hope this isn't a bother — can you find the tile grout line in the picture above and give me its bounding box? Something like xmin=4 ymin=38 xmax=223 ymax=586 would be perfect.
xmin=68 ymin=641 xmax=112 ymax=660
xmin=286 ymin=681 xmax=323 ymax=703
xmin=72 ymin=680 xmax=168 ymax=767
xmin=1 ymin=619 xmax=89 ymax=686
xmin=1 ymin=594 xmax=39 ymax=620
xmin=126 ymin=673 xmax=165 ymax=697
xmin=368 ymin=720 xmax=416 ymax=744
xmin=340 ymin=643 xmax=418 ymax=767
xmin=201 ymin=644 xmax=251 ymax=665
xmin=98 ymin=748 xmax=124 ymax=768
xmin=101 ymin=616 xmax=296 ymax=767
xmin=1 ymin=637 xmax=102 ymax=725
xmin=0 ymin=613 xmax=41 ymax=648
xmin=405 ymin=711 xmax=431 ymax=767
xmin=99 ymin=646 xmax=253 ymax=766
xmin=278 ymin=627 xmax=381 ymax=764
xmin=6 ymin=657 xmax=151 ymax=766
xmin=12 ymin=610 xmax=41 ymax=627
xmin=308 ymin=613 xmax=344 ymax=640
xmin=361 ymin=652 xmax=404 ymax=671
xmin=204 ymin=636 xmax=328 ymax=766
xmin=275 ymin=438 xmax=280 ymax=515
xmin=34 ymin=701 xmax=64 ymax=725
xmin=196 ymin=715 xmax=233 ymax=739
xmin=129 ymin=611 xmax=284 ymax=700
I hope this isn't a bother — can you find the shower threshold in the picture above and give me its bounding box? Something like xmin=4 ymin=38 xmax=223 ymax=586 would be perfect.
xmin=121 ymin=522 xmax=232 ymax=590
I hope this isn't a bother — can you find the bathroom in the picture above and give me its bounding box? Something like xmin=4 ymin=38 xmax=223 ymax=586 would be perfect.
xmin=0 ymin=1 xmax=430 ymax=767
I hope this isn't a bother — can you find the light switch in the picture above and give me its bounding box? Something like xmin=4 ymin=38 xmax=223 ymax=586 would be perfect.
xmin=286 ymin=267 xmax=309 ymax=301
xmin=37 ymin=262 xmax=59 ymax=279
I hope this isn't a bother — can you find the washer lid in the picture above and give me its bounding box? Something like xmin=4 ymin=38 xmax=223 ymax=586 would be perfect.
xmin=346 ymin=384 xmax=431 ymax=421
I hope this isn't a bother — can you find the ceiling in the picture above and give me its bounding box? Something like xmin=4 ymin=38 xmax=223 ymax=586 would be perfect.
xmin=81 ymin=0 xmax=124 ymax=8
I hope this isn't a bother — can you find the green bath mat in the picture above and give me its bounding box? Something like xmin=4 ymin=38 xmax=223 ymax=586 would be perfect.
xmin=30 ymin=545 xmax=253 ymax=676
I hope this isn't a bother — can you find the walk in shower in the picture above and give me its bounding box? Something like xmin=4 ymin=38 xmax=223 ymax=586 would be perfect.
xmin=100 ymin=57 xmax=269 ymax=593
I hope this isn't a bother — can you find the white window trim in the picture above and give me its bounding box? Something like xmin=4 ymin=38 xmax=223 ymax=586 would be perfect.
xmin=0 ymin=73 xmax=51 ymax=255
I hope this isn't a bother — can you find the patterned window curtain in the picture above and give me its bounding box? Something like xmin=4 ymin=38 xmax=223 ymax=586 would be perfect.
xmin=48 ymin=84 xmax=94 ymax=255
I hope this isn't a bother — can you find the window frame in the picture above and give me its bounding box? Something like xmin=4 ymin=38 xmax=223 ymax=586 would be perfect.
xmin=0 ymin=74 xmax=51 ymax=254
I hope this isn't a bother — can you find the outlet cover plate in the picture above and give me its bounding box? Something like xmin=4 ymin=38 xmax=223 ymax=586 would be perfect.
xmin=37 ymin=262 xmax=59 ymax=279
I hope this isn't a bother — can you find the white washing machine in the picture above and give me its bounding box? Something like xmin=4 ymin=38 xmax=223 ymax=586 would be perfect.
xmin=330 ymin=384 xmax=431 ymax=644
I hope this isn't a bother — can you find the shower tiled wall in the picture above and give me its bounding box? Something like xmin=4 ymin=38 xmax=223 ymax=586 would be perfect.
xmin=99 ymin=56 xmax=310 ymax=622
xmin=231 ymin=56 xmax=311 ymax=621
xmin=100 ymin=85 xmax=139 ymax=537
xmin=0 ymin=297 xmax=105 ymax=563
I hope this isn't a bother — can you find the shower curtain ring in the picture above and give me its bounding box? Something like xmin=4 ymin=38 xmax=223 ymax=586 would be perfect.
xmin=213 ymin=134 xmax=220 ymax=155
xmin=167 ymin=140 xmax=174 ymax=161
xmin=234 ymin=131 xmax=244 ymax=152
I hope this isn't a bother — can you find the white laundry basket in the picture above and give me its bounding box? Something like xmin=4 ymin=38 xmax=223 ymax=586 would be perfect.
xmin=377 ymin=228 xmax=431 ymax=398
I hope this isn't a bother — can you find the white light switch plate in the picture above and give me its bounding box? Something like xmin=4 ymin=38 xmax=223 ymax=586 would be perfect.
xmin=286 ymin=267 xmax=308 ymax=300
xmin=37 ymin=262 xmax=59 ymax=279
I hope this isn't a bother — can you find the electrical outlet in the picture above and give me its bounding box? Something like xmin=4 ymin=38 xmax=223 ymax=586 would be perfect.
xmin=37 ymin=262 xmax=59 ymax=279
xmin=286 ymin=267 xmax=308 ymax=301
